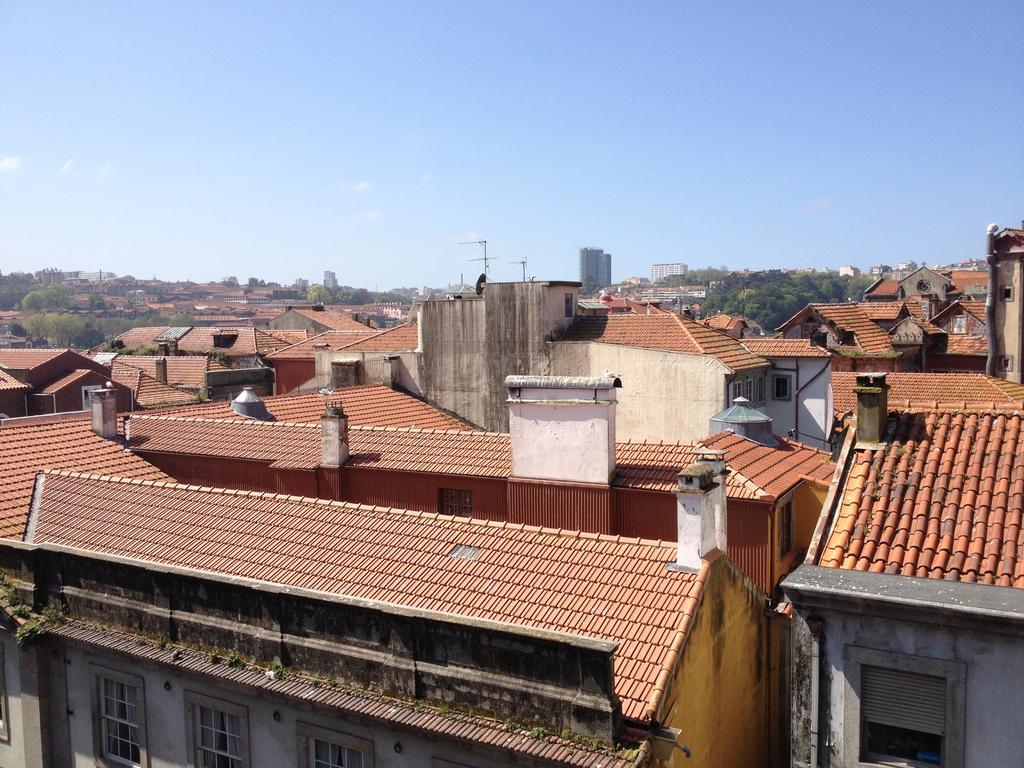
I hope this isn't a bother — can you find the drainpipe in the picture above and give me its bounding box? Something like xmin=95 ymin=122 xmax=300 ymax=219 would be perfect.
xmin=807 ymin=616 xmax=824 ymax=768
xmin=986 ymin=223 xmax=999 ymax=377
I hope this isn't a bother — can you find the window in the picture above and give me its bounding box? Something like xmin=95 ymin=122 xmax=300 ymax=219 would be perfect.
xmin=92 ymin=668 xmax=146 ymax=768
xmin=564 ymin=292 xmax=574 ymax=318
xmin=297 ymin=723 xmax=373 ymax=768
xmin=439 ymin=488 xmax=472 ymax=517
xmin=754 ymin=377 xmax=765 ymax=404
xmin=773 ymin=375 xmax=792 ymax=401
xmin=777 ymin=500 xmax=792 ymax=556
xmin=916 ymin=279 xmax=932 ymax=294
xmin=843 ymin=646 xmax=965 ymax=768
xmin=185 ymin=692 xmax=249 ymax=768
xmin=1000 ymin=355 xmax=1014 ymax=373
xmin=950 ymin=315 xmax=966 ymax=334
xmin=743 ymin=378 xmax=753 ymax=400
xmin=1002 ymin=285 xmax=1013 ymax=301
xmin=731 ymin=380 xmax=743 ymax=400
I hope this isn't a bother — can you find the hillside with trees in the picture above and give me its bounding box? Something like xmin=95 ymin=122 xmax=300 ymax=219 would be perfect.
xmin=699 ymin=270 xmax=874 ymax=332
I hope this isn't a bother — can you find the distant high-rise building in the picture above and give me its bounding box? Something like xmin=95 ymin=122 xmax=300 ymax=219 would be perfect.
xmin=837 ymin=265 xmax=861 ymax=277
xmin=294 ymin=277 xmax=309 ymax=292
xmin=650 ymin=263 xmax=688 ymax=283
xmin=323 ymin=270 xmax=338 ymax=291
xmin=579 ymin=247 xmax=611 ymax=291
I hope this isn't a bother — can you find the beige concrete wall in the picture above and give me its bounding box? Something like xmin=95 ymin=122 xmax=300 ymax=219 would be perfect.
xmin=313 ymin=350 xmax=422 ymax=395
xmin=549 ymin=342 xmax=729 ymax=442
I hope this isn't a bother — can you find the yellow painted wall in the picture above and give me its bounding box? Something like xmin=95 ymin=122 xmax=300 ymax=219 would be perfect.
xmin=793 ymin=480 xmax=829 ymax=556
xmin=655 ymin=556 xmax=768 ymax=768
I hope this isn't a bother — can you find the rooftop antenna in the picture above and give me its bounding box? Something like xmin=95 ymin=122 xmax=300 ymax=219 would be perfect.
xmin=459 ymin=239 xmax=490 ymax=277
xmin=510 ymin=257 xmax=527 ymax=281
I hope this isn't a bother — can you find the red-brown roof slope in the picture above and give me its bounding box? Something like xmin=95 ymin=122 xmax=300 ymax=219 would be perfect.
xmin=337 ymin=323 xmax=419 ymax=352
xmin=943 ymin=336 xmax=988 ymax=355
xmin=703 ymin=314 xmax=745 ymax=332
xmin=863 ymin=279 xmax=900 ymax=298
xmin=267 ymin=330 xmax=381 ymax=360
xmin=110 ymin=355 xmax=226 ymax=390
xmin=0 ymin=420 xmax=167 ymax=539
xmin=740 ymin=338 xmax=832 ymax=358
xmin=820 ymin=410 xmax=1024 ymax=587
xmin=562 ymin=314 xmax=767 ymax=371
xmin=154 ymin=385 xmax=471 ymax=431
xmin=39 ymin=369 xmax=97 ymax=394
xmin=30 ymin=471 xmax=705 ymax=722
xmin=0 ymin=369 xmax=30 ymax=392
xmin=857 ymin=302 xmax=909 ymax=322
xmin=945 ymin=270 xmax=989 ymax=294
xmin=831 ymin=372 xmax=1024 ymax=416
xmin=292 ymin=308 xmax=376 ymax=332
xmin=110 ymin=364 xmax=197 ymax=409
xmin=0 ymin=348 xmax=69 ymax=370
xmin=809 ymin=304 xmax=895 ymax=354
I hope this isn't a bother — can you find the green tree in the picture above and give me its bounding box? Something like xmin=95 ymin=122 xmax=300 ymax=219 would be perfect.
xmin=307 ymin=284 xmax=332 ymax=304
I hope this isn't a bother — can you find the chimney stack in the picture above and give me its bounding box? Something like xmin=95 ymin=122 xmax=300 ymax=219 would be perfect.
xmin=506 ymin=375 xmax=620 ymax=485
xmin=168 ymin=339 xmax=179 ymax=356
xmin=674 ymin=449 xmax=728 ymax=570
xmin=157 ymin=341 xmax=170 ymax=357
xmin=90 ymin=383 xmax=118 ymax=440
xmin=853 ymin=372 xmax=889 ymax=444
xmin=154 ymin=357 xmax=168 ymax=384
xmin=320 ymin=403 xmax=350 ymax=468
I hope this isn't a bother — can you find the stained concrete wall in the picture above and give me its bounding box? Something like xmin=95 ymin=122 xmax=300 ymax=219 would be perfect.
xmin=759 ymin=357 xmax=832 ymax=450
xmin=549 ymin=342 xmax=730 ymax=442
xmin=655 ymin=556 xmax=767 ymax=768
xmin=0 ymin=632 xmax=46 ymax=768
xmin=312 ymin=350 xmax=422 ymax=396
xmin=417 ymin=282 xmax=580 ymax=431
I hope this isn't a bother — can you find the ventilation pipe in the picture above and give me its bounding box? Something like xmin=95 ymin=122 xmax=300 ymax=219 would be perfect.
xmin=229 ymin=387 xmax=274 ymax=421
xmin=986 ymin=223 xmax=999 ymax=377
xmin=154 ymin=357 xmax=168 ymax=384
xmin=853 ymin=372 xmax=889 ymax=444
xmin=674 ymin=449 xmax=728 ymax=570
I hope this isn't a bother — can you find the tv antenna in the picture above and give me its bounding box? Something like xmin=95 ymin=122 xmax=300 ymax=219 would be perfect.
xmin=510 ymin=257 xmax=527 ymax=281
xmin=459 ymin=239 xmax=490 ymax=277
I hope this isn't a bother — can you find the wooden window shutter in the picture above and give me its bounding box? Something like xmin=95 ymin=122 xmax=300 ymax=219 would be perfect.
xmin=861 ymin=665 xmax=947 ymax=734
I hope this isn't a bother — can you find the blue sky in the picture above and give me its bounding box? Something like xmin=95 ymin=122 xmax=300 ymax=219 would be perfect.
xmin=1 ymin=2 xmax=1021 ymax=288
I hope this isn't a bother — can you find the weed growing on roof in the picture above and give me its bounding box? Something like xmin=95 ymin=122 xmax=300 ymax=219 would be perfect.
xmin=206 ymin=651 xmax=222 ymax=665
xmin=529 ymin=726 xmax=549 ymax=739
xmin=41 ymin=597 xmax=66 ymax=626
xmin=156 ymin=637 xmax=169 ymax=650
xmin=268 ymin=661 xmax=288 ymax=680
xmin=15 ymin=618 xmax=47 ymax=647
xmin=226 ymin=653 xmax=245 ymax=669
xmin=503 ymin=718 xmax=522 ymax=733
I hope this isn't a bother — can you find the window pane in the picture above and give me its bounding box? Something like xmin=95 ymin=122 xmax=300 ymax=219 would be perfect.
xmin=198 ymin=705 xmax=242 ymax=768
xmin=313 ymin=738 xmax=364 ymax=768
xmin=100 ymin=676 xmax=142 ymax=766
xmin=864 ymin=721 xmax=942 ymax=765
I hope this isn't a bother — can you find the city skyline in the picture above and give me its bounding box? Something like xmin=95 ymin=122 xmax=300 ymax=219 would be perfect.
xmin=2 ymin=2 xmax=1022 ymax=286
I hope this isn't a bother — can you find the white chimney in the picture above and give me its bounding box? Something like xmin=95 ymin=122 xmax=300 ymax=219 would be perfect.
xmin=90 ymin=383 xmax=118 ymax=440
xmin=674 ymin=449 xmax=728 ymax=570
xmin=506 ymin=375 xmax=620 ymax=485
xmin=320 ymin=403 xmax=349 ymax=468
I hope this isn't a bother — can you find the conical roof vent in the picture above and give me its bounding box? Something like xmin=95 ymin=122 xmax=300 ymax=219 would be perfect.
xmin=230 ymin=387 xmax=274 ymax=421
xmin=709 ymin=397 xmax=774 ymax=445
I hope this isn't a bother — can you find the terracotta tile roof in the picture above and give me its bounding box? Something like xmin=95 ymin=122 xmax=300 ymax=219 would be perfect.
xmin=809 ymin=304 xmax=896 ymax=355
xmin=864 ymin=279 xmax=900 ymax=297
xmin=0 ymin=369 xmax=29 ymax=392
xmin=176 ymin=327 xmax=261 ymax=357
xmin=562 ymin=314 xmax=768 ymax=372
xmin=29 ymin=470 xmax=707 ymax=721
xmin=831 ymin=372 xmax=1024 ymax=417
xmin=39 ymin=368 xmax=97 ymax=394
xmin=857 ymin=302 xmax=908 ymax=322
xmin=127 ymin=415 xmax=833 ymax=501
xmin=335 ymin=323 xmax=419 ymax=352
xmin=820 ymin=410 xmax=1024 ymax=587
xmin=932 ymin=299 xmax=988 ymax=327
xmin=109 ymin=355 xmax=225 ymax=390
xmin=109 ymin=327 xmax=167 ymax=350
xmin=267 ymin=330 xmax=380 ymax=360
xmin=0 ymin=348 xmax=69 ymax=370
xmin=291 ymin=308 xmax=376 ymax=332
xmin=945 ymin=270 xmax=989 ymax=294
xmin=740 ymin=338 xmax=832 ymax=358
xmin=703 ymin=314 xmax=745 ymax=331
xmin=0 ymin=420 xmax=167 ymax=539
xmin=264 ymin=330 xmax=310 ymax=346
xmin=943 ymin=335 xmax=988 ymax=355
xmin=153 ymin=385 xmax=471 ymax=431
xmin=110 ymin=364 xmax=197 ymax=409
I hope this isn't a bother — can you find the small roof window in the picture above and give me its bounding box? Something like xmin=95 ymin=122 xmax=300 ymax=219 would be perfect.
xmin=448 ymin=544 xmax=481 ymax=561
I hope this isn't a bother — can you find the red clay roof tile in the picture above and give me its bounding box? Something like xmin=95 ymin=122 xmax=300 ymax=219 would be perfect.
xmin=30 ymin=470 xmax=706 ymax=722
xmin=831 ymin=372 xmax=1024 ymax=417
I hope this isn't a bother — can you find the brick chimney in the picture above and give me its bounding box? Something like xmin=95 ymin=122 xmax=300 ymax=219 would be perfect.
xmin=90 ymin=383 xmax=118 ymax=440
xmin=674 ymin=449 xmax=728 ymax=570
xmin=157 ymin=341 xmax=170 ymax=356
xmin=167 ymin=339 xmax=179 ymax=356
xmin=154 ymin=357 xmax=168 ymax=384
xmin=853 ymin=372 xmax=889 ymax=444
xmin=506 ymin=375 xmax=620 ymax=485
xmin=320 ymin=403 xmax=349 ymax=467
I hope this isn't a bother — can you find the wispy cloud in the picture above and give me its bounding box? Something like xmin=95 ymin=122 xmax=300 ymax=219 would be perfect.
xmin=339 ymin=180 xmax=372 ymax=193
xmin=357 ymin=209 xmax=383 ymax=221
xmin=0 ymin=156 xmax=21 ymax=173
xmin=58 ymin=159 xmax=74 ymax=175
xmin=802 ymin=197 xmax=831 ymax=215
